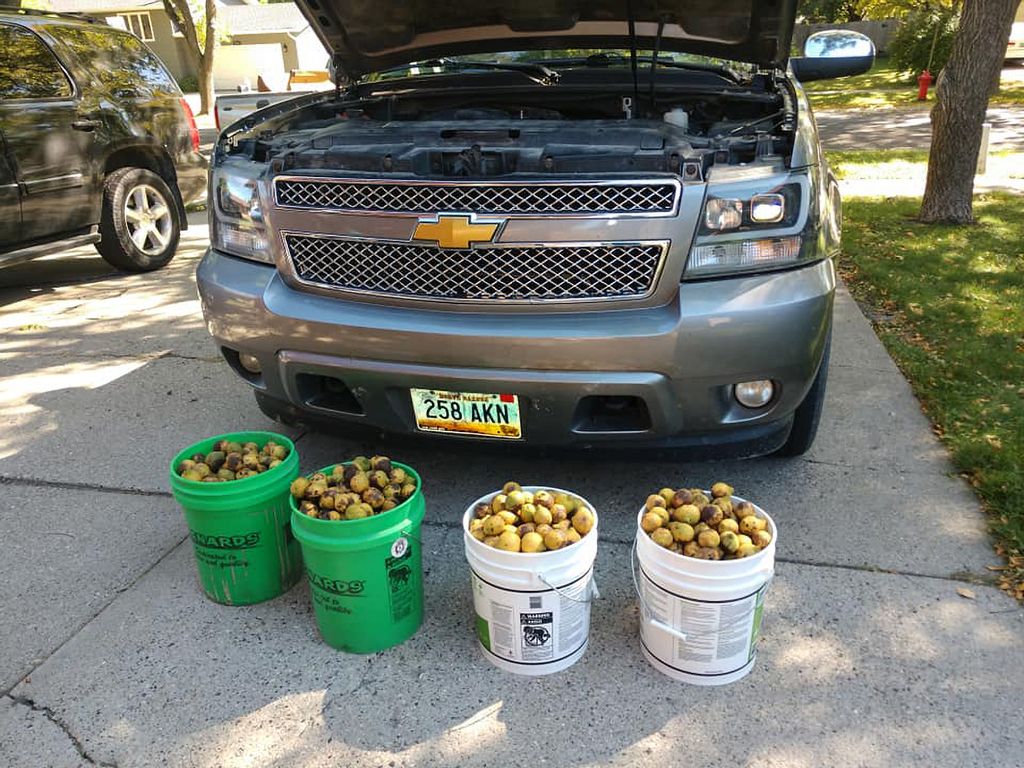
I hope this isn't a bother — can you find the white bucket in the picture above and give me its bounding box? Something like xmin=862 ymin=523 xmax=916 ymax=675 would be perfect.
xmin=634 ymin=496 xmax=776 ymax=685
xmin=463 ymin=487 xmax=599 ymax=676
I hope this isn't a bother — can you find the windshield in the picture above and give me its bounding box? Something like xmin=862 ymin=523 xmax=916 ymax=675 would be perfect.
xmin=366 ymin=49 xmax=756 ymax=82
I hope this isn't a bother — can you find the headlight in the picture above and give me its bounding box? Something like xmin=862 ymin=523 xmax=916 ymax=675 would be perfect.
xmin=210 ymin=168 xmax=272 ymax=263
xmin=685 ymin=173 xmax=814 ymax=279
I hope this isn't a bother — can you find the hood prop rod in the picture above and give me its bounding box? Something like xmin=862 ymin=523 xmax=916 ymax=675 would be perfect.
xmin=627 ymin=0 xmax=639 ymax=119
xmin=649 ymin=19 xmax=665 ymax=115
xmin=332 ymin=52 xmax=346 ymax=101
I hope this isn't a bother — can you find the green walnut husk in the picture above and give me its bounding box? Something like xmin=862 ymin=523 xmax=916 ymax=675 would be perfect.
xmin=469 ymin=482 xmax=595 ymax=553
xmin=291 ymin=457 xmax=417 ymax=521
xmin=640 ymin=481 xmax=772 ymax=561
xmin=176 ymin=439 xmax=290 ymax=483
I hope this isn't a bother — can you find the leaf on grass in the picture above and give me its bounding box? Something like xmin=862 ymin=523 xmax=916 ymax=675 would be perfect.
xmin=956 ymin=587 xmax=976 ymax=600
xmin=984 ymin=435 xmax=1003 ymax=451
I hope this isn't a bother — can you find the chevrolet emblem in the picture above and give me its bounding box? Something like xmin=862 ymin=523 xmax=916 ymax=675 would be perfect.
xmin=412 ymin=214 xmax=501 ymax=249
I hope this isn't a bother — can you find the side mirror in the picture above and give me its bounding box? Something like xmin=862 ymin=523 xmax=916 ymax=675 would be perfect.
xmin=790 ymin=30 xmax=875 ymax=83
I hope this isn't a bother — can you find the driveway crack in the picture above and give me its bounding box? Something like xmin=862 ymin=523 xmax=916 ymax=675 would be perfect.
xmin=0 ymin=475 xmax=171 ymax=499
xmin=157 ymin=351 xmax=223 ymax=363
xmin=0 ymin=350 xmax=220 ymax=363
xmin=2 ymin=534 xmax=188 ymax=699
xmin=4 ymin=693 xmax=117 ymax=767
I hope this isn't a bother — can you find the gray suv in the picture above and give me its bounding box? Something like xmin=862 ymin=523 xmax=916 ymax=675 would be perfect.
xmin=198 ymin=1 xmax=874 ymax=457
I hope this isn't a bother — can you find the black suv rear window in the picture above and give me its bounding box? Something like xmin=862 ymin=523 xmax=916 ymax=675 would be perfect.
xmin=47 ymin=25 xmax=179 ymax=96
xmin=0 ymin=24 xmax=73 ymax=100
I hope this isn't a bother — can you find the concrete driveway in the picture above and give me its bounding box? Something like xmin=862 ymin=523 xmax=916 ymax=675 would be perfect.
xmin=1 ymin=215 xmax=1022 ymax=767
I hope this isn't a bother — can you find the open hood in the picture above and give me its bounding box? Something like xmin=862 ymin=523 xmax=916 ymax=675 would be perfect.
xmin=294 ymin=0 xmax=799 ymax=79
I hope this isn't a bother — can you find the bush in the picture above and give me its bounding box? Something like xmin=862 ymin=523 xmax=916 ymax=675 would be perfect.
xmin=798 ymin=0 xmax=861 ymax=24
xmin=888 ymin=9 xmax=959 ymax=80
xmin=177 ymin=74 xmax=199 ymax=93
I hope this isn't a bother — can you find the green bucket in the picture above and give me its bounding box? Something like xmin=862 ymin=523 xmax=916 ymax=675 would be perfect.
xmin=290 ymin=462 xmax=426 ymax=653
xmin=169 ymin=431 xmax=303 ymax=605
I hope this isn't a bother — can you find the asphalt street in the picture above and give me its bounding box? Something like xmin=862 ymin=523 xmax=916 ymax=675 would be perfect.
xmin=1 ymin=209 xmax=1021 ymax=767
xmin=814 ymin=64 xmax=1024 ymax=151
xmin=815 ymin=104 xmax=1024 ymax=151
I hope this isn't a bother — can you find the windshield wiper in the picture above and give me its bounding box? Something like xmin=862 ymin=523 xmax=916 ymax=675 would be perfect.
xmin=534 ymin=53 xmax=743 ymax=84
xmin=653 ymin=59 xmax=744 ymax=83
xmin=372 ymin=57 xmax=561 ymax=86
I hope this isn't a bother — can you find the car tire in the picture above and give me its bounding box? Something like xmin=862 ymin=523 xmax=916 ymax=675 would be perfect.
xmin=96 ymin=167 xmax=180 ymax=272
xmin=774 ymin=332 xmax=831 ymax=457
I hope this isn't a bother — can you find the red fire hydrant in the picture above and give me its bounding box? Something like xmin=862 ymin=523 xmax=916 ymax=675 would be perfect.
xmin=917 ymin=69 xmax=934 ymax=101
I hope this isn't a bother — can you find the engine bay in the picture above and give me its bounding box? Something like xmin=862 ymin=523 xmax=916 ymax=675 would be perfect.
xmin=224 ymin=69 xmax=797 ymax=180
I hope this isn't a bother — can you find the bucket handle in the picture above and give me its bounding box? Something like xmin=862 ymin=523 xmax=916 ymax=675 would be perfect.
xmin=537 ymin=570 xmax=600 ymax=604
xmin=399 ymin=528 xmax=422 ymax=545
xmin=385 ymin=528 xmax=425 ymax=559
xmin=630 ymin=540 xmax=688 ymax=644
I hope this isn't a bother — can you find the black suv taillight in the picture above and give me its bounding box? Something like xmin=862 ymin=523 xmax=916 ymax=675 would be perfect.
xmin=179 ymin=97 xmax=200 ymax=153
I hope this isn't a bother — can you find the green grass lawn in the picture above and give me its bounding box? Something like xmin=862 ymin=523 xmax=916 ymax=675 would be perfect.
xmin=827 ymin=149 xmax=1024 ymax=181
xmin=804 ymin=57 xmax=908 ymax=90
xmin=805 ymin=59 xmax=1024 ymax=109
xmin=838 ymin=194 xmax=1024 ymax=598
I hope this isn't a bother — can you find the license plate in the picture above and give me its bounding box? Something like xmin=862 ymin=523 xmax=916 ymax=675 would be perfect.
xmin=410 ymin=389 xmax=522 ymax=439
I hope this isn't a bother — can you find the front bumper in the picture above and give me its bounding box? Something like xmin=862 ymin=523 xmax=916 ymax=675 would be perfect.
xmin=197 ymin=249 xmax=835 ymax=452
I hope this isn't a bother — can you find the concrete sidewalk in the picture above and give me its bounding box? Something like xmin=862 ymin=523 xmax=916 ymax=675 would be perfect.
xmin=0 ymin=219 xmax=1021 ymax=767
xmin=837 ymin=173 xmax=1024 ymax=199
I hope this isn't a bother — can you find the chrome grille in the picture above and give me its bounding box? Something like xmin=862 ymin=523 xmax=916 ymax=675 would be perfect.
xmin=274 ymin=178 xmax=679 ymax=215
xmin=284 ymin=235 xmax=665 ymax=302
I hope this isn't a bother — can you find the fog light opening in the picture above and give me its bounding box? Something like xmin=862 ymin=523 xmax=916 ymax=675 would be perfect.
xmin=734 ymin=380 xmax=774 ymax=408
xmin=239 ymin=353 xmax=262 ymax=374
xmin=295 ymin=373 xmax=364 ymax=416
xmin=221 ymin=347 xmax=264 ymax=386
xmin=572 ymin=395 xmax=651 ymax=434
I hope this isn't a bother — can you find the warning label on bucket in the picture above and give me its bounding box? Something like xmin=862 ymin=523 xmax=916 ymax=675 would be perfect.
xmin=520 ymin=612 xmax=553 ymax=660
xmin=386 ymin=543 xmax=415 ymax=624
xmin=639 ymin=570 xmax=770 ymax=678
xmin=471 ymin=569 xmax=591 ymax=668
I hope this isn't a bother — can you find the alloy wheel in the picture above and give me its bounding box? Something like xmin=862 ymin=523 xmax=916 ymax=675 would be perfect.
xmin=123 ymin=183 xmax=173 ymax=256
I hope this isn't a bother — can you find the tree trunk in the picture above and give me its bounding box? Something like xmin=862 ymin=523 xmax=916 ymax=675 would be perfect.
xmin=198 ymin=56 xmax=215 ymax=116
xmin=989 ymin=56 xmax=1003 ymax=95
xmin=162 ymin=0 xmax=218 ymax=115
xmin=198 ymin=0 xmax=218 ymax=115
xmin=919 ymin=0 xmax=1018 ymax=224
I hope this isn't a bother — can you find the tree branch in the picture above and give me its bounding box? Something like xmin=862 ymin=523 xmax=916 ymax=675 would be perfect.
xmin=203 ymin=0 xmax=218 ymax=63
xmin=161 ymin=0 xmax=201 ymax=69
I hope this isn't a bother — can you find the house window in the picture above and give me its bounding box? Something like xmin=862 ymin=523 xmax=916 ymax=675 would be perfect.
xmin=121 ymin=12 xmax=155 ymax=42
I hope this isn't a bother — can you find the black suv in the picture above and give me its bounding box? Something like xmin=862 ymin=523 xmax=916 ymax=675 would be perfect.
xmin=0 ymin=9 xmax=206 ymax=272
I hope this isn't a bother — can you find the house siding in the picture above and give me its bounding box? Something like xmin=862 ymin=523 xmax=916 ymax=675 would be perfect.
xmin=47 ymin=2 xmax=327 ymax=91
xmin=106 ymin=8 xmax=193 ymax=81
xmin=291 ymin=26 xmax=327 ymax=71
